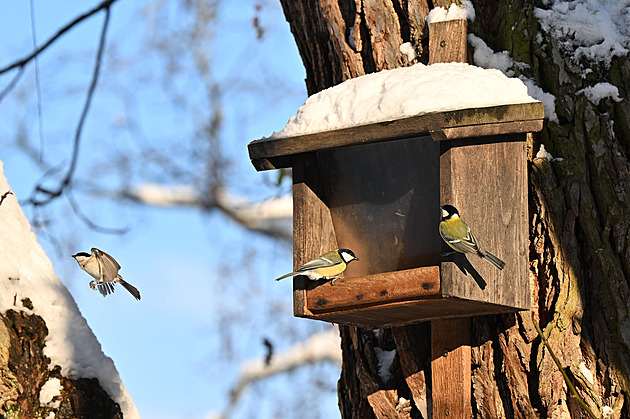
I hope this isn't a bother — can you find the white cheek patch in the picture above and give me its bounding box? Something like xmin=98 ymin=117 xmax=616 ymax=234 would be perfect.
xmin=442 ymin=209 xmax=448 ymax=218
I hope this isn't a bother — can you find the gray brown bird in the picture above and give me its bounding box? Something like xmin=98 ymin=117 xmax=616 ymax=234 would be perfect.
xmin=72 ymin=248 xmax=141 ymax=300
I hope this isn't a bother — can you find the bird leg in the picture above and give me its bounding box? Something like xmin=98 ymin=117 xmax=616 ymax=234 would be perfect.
xmin=329 ymin=275 xmax=342 ymax=285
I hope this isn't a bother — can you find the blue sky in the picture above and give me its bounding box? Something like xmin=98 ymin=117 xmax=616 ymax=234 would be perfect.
xmin=0 ymin=1 xmax=340 ymax=418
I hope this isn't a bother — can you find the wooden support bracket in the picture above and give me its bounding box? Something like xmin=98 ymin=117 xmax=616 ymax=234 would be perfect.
xmin=431 ymin=318 xmax=472 ymax=418
xmin=430 ymin=17 xmax=472 ymax=419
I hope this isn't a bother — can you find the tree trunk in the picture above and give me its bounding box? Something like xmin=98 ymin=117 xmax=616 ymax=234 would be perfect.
xmin=280 ymin=0 xmax=630 ymax=417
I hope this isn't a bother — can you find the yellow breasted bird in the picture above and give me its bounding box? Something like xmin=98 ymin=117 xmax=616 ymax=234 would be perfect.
xmin=439 ymin=205 xmax=505 ymax=270
xmin=275 ymin=249 xmax=358 ymax=283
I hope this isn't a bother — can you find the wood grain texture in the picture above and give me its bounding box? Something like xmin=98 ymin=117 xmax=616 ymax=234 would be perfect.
xmin=392 ymin=324 xmax=431 ymax=417
xmin=291 ymin=155 xmax=338 ymax=317
xmin=305 ymin=266 xmax=441 ymax=313
xmin=300 ymin=297 xmax=520 ymax=328
xmin=429 ymin=20 xmax=468 ymax=64
xmin=248 ymin=102 xmax=544 ymax=171
xmin=431 ymin=119 xmax=544 ymax=141
xmin=430 ymin=18 xmax=473 ymax=419
xmin=367 ymin=389 xmax=411 ymax=419
xmin=431 ymin=318 xmax=472 ymax=419
xmin=439 ymin=134 xmax=530 ymax=310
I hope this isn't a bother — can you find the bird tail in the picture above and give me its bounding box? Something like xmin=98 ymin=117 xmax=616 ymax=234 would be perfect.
xmin=274 ymin=272 xmax=297 ymax=281
xmin=481 ymin=250 xmax=505 ymax=270
xmin=118 ymin=277 xmax=141 ymax=300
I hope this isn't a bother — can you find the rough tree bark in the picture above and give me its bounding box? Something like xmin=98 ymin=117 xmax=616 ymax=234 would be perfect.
xmin=279 ymin=0 xmax=630 ymax=418
xmin=0 ymin=301 xmax=122 ymax=418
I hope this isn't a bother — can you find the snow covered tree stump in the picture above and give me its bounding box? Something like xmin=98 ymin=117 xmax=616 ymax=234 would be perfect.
xmin=0 ymin=162 xmax=138 ymax=418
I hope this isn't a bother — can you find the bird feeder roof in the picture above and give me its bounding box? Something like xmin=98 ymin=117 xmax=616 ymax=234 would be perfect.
xmin=248 ymin=62 xmax=545 ymax=171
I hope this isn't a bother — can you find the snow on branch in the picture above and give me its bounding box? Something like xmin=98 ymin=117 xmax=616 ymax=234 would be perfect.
xmin=213 ymin=328 xmax=341 ymax=419
xmin=119 ymin=183 xmax=293 ymax=241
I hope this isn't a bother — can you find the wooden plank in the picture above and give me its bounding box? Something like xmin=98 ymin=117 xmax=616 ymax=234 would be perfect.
xmin=291 ymin=154 xmax=338 ymax=317
xmin=439 ymin=134 xmax=530 ymax=310
xmin=431 ymin=119 xmax=544 ymax=141
xmin=299 ymin=297 xmax=520 ymax=328
xmin=431 ymin=15 xmax=472 ymax=419
xmin=248 ymin=102 xmax=544 ymax=171
xmin=305 ymin=266 xmax=441 ymax=313
xmin=429 ymin=20 xmax=467 ymax=64
xmin=431 ymin=318 xmax=472 ymax=419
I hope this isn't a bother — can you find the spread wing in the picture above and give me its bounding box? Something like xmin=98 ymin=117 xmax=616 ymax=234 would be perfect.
xmin=97 ymin=282 xmax=116 ymax=297
xmin=92 ymin=248 xmax=121 ymax=282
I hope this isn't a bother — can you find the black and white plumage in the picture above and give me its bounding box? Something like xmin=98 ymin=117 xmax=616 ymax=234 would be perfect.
xmin=439 ymin=205 xmax=506 ymax=270
xmin=72 ymin=248 xmax=141 ymax=300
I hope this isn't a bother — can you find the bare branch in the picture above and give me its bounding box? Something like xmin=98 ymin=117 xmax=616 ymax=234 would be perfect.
xmin=114 ymin=183 xmax=292 ymax=241
xmin=27 ymin=4 xmax=112 ymax=207
xmin=29 ymin=0 xmax=45 ymax=161
xmin=215 ymin=328 xmax=341 ymax=419
xmin=0 ymin=66 xmax=25 ymax=102
xmin=66 ymin=189 xmax=129 ymax=235
xmin=0 ymin=0 xmax=118 ymax=76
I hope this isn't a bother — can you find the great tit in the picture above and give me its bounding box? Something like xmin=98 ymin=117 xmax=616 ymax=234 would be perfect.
xmin=275 ymin=248 xmax=359 ymax=283
xmin=439 ymin=205 xmax=505 ymax=270
xmin=72 ymin=248 xmax=141 ymax=300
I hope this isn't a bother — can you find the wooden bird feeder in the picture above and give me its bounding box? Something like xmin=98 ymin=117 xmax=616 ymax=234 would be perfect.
xmin=248 ymin=99 xmax=542 ymax=328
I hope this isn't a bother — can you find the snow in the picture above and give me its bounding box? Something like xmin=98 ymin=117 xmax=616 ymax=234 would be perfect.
xmin=536 ymin=144 xmax=554 ymax=161
xmin=534 ymin=0 xmax=630 ymax=67
xmin=578 ymin=361 xmax=594 ymax=384
xmin=577 ymin=82 xmax=623 ymax=105
xmin=519 ymin=78 xmax=559 ymax=124
xmin=535 ymin=144 xmax=563 ymax=162
xmin=374 ymin=347 xmax=396 ymax=383
xmin=269 ymin=62 xmax=538 ymax=139
xmin=468 ymin=34 xmax=529 ymax=76
xmin=399 ymin=42 xmax=416 ymax=62
xmin=39 ymin=378 xmax=62 ymax=408
xmin=0 ymin=162 xmax=138 ymax=419
xmin=468 ymin=34 xmax=559 ymax=123
xmin=426 ymin=0 xmax=475 ymax=24
xmin=602 ymin=406 xmax=614 ymax=417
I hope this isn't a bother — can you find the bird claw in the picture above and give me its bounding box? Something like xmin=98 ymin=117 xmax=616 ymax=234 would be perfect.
xmin=89 ymin=280 xmax=97 ymax=290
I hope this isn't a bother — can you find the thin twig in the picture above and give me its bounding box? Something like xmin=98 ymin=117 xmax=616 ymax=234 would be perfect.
xmin=0 ymin=0 xmax=118 ymax=76
xmin=0 ymin=66 xmax=25 ymax=102
xmin=66 ymin=189 xmax=129 ymax=234
xmin=29 ymin=0 xmax=45 ymax=161
xmin=531 ymin=312 xmax=597 ymax=419
xmin=0 ymin=190 xmax=13 ymax=206
xmin=27 ymin=4 xmax=112 ymax=207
